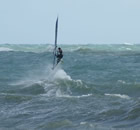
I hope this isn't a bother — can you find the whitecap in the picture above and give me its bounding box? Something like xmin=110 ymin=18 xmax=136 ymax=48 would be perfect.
xmin=123 ymin=42 xmax=134 ymax=46
xmin=0 ymin=47 xmax=13 ymax=51
xmin=56 ymin=89 xmax=92 ymax=98
xmin=80 ymin=122 xmax=87 ymax=125
xmin=105 ymin=93 xmax=131 ymax=100
xmin=126 ymin=48 xmax=132 ymax=51
xmin=117 ymin=80 xmax=126 ymax=84
xmin=53 ymin=69 xmax=72 ymax=81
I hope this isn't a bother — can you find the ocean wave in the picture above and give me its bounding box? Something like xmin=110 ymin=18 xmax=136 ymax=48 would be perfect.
xmin=38 ymin=119 xmax=72 ymax=129
xmin=9 ymin=66 xmax=94 ymax=98
xmin=0 ymin=47 xmax=13 ymax=51
xmin=1 ymin=44 xmax=140 ymax=53
xmin=105 ymin=93 xmax=131 ymax=100
xmin=56 ymin=90 xmax=93 ymax=98
xmin=123 ymin=42 xmax=134 ymax=46
xmin=72 ymin=47 xmax=93 ymax=53
xmin=65 ymin=44 xmax=137 ymax=53
xmin=53 ymin=68 xmax=72 ymax=81
xmin=9 ymin=79 xmax=46 ymax=95
xmin=0 ymin=93 xmax=33 ymax=103
xmin=25 ymin=66 xmax=97 ymax=98
xmin=0 ymin=44 xmax=54 ymax=53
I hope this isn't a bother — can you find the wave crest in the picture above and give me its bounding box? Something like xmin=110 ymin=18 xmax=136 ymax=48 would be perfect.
xmin=105 ymin=93 xmax=131 ymax=100
xmin=0 ymin=47 xmax=13 ymax=52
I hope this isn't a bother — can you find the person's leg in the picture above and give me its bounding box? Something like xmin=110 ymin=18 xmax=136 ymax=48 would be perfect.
xmin=57 ymin=58 xmax=60 ymax=64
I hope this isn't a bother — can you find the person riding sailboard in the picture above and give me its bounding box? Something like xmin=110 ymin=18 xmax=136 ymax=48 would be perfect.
xmin=56 ymin=47 xmax=63 ymax=64
xmin=52 ymin=17 xmax=63 ymax=69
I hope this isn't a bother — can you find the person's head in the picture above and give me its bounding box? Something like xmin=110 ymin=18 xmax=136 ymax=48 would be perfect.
xmin=58 ymin=47 xmax=61 ymax=50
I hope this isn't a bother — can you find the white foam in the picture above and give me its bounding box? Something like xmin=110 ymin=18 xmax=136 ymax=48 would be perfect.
xmin=117 ymin=80 xmax=126 ymax=84
xmin=0 ymin=47 xmax=13 ymax=51
xmin=126 ymin=48 xmax=132 ymax=51
xmin=105 ymin=93 xmax=130 ymax=100
xmin=124 ymin=42 xmax=134 ymax=46
xmin=56 ymin=89 xmax=92 ymax=98
xmin=80 ymin=122 xmax=87 ymax=125
xmin=10 ymin=79 xmax=44 ymax=89
xmin=45 ymin=45 xmax=54 ymax=52
xmin=53 ymin=69 xmax=72 ymax=81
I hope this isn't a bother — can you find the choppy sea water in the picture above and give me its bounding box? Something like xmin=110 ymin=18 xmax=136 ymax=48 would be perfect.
xmin=0 ymin=43 xmax=140 ymax=130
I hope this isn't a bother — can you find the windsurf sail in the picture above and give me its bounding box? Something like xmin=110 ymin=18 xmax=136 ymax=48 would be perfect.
xmin=52 ymin=17 xmax=58 ymax=69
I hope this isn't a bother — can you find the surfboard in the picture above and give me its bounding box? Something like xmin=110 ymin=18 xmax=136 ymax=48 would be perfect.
xmin=52 ymin=17 xmax=58 ymax=70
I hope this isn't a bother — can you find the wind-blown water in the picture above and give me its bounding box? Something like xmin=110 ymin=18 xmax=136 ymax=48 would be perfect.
xmin=0 ymin=43 xmax=140 ymax=130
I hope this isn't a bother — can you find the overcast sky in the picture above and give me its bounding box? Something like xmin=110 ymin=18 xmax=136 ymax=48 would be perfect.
xmin=0 ymin=0 xmax=140 ymax=44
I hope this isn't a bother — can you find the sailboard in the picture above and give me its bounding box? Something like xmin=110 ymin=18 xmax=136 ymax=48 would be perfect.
xmin=52 ymin=17 xmax=58 ymax=69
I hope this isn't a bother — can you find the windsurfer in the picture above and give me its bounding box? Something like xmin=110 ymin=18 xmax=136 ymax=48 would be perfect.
xmin=56 ymin=47 xmax=63 ymax=64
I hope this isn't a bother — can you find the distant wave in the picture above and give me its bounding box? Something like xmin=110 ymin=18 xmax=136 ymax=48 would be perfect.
xmin=123 ymin=42 xmax=134 ymax=46
xmin=1 ymin=44 xmax=140 ymax=53
xmin=73 ymin=47 xmax=93 ymax=53
xmin=0 ymin=47 xmax=13 ymax=51
xmin=0 ymin=44 xmax=54 ymax=53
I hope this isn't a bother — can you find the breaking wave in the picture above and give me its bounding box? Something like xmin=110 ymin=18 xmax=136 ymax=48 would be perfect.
xmin=9 ymin=66 xmax=97 ymax=99
xmin=105 ymin=93 xmax=131 ymax=100
xmin=0 ymin=47 xmax=13 ymax=52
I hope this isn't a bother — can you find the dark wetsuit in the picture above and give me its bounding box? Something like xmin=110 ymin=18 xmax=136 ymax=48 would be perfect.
xmin=56 ymin=49 xmax=63 ymax=64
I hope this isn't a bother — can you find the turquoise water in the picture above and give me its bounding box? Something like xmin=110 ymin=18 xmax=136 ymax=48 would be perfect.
xmin=0 ymin=44 xmax=140 ymax=130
